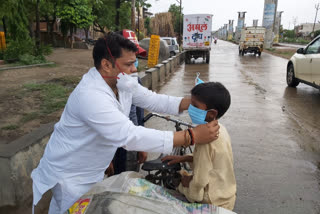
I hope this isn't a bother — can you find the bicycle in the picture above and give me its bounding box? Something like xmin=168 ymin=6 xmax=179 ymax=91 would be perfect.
xmin=141 ymin=113 xmax=195 ymax=190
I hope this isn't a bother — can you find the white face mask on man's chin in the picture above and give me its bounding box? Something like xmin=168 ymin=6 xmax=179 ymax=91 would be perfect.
xmin=116 ymin=72 xmax=139 ymax=92
xmin=129 ymin=72 xmax=139 ymax=81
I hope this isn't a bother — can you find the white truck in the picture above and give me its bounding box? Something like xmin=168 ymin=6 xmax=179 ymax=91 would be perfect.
xmin=183 ymin=14 xmax=213 ymax=64
xmin=239 ymin=26 xmax=266 ymax=56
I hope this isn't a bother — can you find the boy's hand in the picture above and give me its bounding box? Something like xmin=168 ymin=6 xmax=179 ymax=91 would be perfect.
xmin=137 ymin=152 xmax=148 ymax=164
xmin=181 ymin=175 xmax=193 ymax=187
xmin=161 ymin=155 xmax=185 ymax=165
xmin=193 ymin=120 xmax=220 ymax=144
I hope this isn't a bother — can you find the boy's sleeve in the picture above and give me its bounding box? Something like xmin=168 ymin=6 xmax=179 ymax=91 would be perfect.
xmin=178 ymin=144 xmax=214 ymax=202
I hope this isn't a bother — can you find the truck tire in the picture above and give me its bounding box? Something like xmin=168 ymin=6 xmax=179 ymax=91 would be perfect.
xmin=287 ymin=64 xmax=299 ymax=87
xmin=206 ymin=52 xmax=210 ymax=64
xmin=185 ymin=52 xmax=190 ymax=64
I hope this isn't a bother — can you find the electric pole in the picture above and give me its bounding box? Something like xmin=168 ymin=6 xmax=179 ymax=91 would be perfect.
xmin=312 ymin=3 xmax=320 ymax=38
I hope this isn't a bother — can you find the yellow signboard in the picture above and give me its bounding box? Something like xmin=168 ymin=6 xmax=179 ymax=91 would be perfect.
xmin=0 ymin=32 xmax=6 ymax=51
xmin=147 ymin=35 xmax=160 ymax=68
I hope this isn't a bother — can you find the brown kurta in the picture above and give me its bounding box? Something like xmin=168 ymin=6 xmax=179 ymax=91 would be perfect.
xmin=178 ymin=124 xmax=237 ymax=210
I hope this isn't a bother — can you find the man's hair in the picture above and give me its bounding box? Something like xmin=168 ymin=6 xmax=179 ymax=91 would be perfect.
xmin=191 ymin=82 xmax=231 ymax=119
xmin=93 ymin=32 xmax=138 ymax=69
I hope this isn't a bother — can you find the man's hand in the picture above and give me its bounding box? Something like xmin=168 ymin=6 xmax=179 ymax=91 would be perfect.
xmin=161 ymin=155 xmax=192 ymax=165
xmin=105 ymin=162 xmax=114 ymax=177
xmin=137 ymin=152 xmax=148 ymax=164
xmin=179 ymin=97 xmax=191 ymax=113
xmin=193 ymin=120 xmax=220 ymax=144
xmin=181 ymin=175 xmax=193 ymax=187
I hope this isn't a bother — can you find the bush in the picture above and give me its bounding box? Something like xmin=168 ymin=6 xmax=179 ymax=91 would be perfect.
xmin=3 ymin=38 xmax=51 ymax=64
xmin=314 ymin=30 xmax=320 ymax=38
xmin=4 ymin=39 xmax=35 ymax=61
xmin=37 ymin=44 xmax=53 ymax=56
xmin=18 ymin=54 xmax=46 ymax=65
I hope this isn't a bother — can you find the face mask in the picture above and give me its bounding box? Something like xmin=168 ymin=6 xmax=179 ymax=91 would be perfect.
xmin=134 ymin=58 xmax=139 ymax=68
xmin=130 ymin=72 xmax=138 ymax=82
xmin=116 ymin=72 xmax=139 ymax=92
xmin=188 ymin=104 xmax=208 ymax=125
xmin=195 ymin=72 xmax=204 ymax=85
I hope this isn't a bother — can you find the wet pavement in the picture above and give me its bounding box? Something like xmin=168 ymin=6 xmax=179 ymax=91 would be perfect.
xmin=144 ymin=40 xmax=320 ymax=214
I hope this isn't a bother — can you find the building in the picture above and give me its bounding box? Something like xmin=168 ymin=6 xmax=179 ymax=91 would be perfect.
xmin=295 ymin=23 xmax=320 ymax=36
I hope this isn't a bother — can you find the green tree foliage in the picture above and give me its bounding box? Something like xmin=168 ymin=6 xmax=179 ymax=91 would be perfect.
xmin=144 ymin=17 xmax=151 ymax=36
xmin=57 ymin=0 xmax=94 ymax=48
xmin=282 ymin=29 xmax=295 ymax=38
xmin=314 ymin=30 xmax=320 ymax=38
xmin=168 ymin=4 xmax=183 ymax=35
xmin=119 ymin=1 xmax=131 ymax=30
xmin=93 ymin=0 xmax=132 ymax=33
xmin=57 ymin=0 xmax=94 ymax=30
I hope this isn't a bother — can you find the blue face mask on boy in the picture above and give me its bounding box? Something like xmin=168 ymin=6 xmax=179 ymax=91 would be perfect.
xmin=195 ymin=72 xmax=204 ymax=85
xmin=188 ymin=104 xmax=208 ymax=124
xmin=134 ymin=58 xmax=139 ymax=68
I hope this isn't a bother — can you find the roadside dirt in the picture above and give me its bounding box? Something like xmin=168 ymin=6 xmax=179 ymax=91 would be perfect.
xmin=0 ymin=48 xmax=149 ymax=145
xmin=0 ymin=48 xmax=93 ymax=144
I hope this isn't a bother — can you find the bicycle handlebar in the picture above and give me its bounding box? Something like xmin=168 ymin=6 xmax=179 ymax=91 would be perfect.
xmin=143 ymin=113 xmax=195 ymax=128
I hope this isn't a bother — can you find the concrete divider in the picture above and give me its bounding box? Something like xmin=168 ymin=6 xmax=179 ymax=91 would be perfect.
xmin=0 ymin=123 xmax=54 ymax=207
xmin=162 ymin=60 xmax=169 ymax=78
xmin=167 ymin=58 xmax=173 ymax=74
xmin=155 ymin=64 xmax=165 ymax=83
xmin=0 ymin=52 xmax=185 ymax=208
xmin=145 ymin=68 xmax=158 ymax=91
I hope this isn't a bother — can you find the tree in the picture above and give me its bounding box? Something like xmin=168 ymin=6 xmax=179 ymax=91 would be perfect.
xmin=168 ymin=4 xmax=183 ymax=36
xmin=144 ymin=16 xmax=151 ymax=36
xmin=93 ymin=0 xmax=132 ymax=34
xmin=57 ymin=0 xmax=94 ymax=48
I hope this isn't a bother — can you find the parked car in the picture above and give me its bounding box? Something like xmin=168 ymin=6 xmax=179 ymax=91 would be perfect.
xmin=287 ymin=35 xmax=320 ymax=89
xmin=161 ymin=37 xmax=179 ymax=57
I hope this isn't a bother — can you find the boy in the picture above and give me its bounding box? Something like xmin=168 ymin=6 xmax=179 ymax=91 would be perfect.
xmin=162 ymin=82 xmax=236 ymax=211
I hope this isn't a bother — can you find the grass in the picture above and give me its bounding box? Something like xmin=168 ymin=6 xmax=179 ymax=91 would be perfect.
xmin=1 ymin=124 xmax=19 ymax=130
xmin=265 ymin=48 xmax=296 ymax=59
xmin=21 ymin=112 xmax=39 ymax=123
xmin=23 ymin=81 xmax=73 ymax=115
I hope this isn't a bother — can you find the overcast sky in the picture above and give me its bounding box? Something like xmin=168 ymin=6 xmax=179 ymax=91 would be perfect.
xmin=147 ymin=0 xmax=319 ymax=30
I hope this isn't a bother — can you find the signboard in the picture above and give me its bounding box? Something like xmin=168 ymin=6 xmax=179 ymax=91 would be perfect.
xmin=262 ymin=3 xmax=276 ymax=29
xmin=147 ymin=35 xmax=160 ymax=68
xmin=183 ymin=14 xmax=212 ymax=48
xmin=0 ymin=32 xmax=6 ymax=51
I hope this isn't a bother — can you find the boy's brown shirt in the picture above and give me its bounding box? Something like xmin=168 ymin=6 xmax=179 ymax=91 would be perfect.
xmin=178 ymin=124 xmax=237 ymax=211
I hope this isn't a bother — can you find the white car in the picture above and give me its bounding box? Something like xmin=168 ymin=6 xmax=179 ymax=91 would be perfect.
xmin=161 ymin=37 xmax=179 ymax=57
xmin=287 ymin=35 xmax=320 ymax=89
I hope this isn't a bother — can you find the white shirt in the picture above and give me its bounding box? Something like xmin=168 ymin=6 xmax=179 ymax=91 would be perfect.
xmin=31 ymin=67 xmax=182 ymax=205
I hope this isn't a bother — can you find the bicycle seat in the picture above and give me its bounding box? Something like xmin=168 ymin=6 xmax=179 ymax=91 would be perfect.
xmin=142 ymin=158 xmax=181 ymax=171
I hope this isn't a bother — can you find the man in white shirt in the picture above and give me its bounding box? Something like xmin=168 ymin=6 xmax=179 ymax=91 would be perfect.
xmin=31 ymin=32 xmax=220 ymax=214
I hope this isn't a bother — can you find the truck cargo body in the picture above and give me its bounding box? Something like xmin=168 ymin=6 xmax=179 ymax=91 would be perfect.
xmin=239 ymin=27 xmax=266 ymax=56
xmin=183 ymin=14 xmax=213 ymax=64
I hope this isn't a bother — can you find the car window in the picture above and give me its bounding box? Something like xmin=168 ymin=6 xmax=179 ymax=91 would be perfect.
xmin=163 ymin=39 xmax=171 ymax=46
xmin=305 ymin=38 xmax=320 ymax=54
xmin=172 ymin=40 xmax=176 ymax=45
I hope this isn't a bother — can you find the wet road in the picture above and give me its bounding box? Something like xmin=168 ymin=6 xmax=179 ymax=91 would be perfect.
xmin=144 ymin=40 xmax=320 ymax=214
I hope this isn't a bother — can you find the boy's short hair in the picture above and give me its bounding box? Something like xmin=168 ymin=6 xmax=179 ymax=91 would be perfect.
xmin=191 ymin=82 xmax=231 ymax=119
xmin=93 ymin=32 xmax=138 ymax=70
